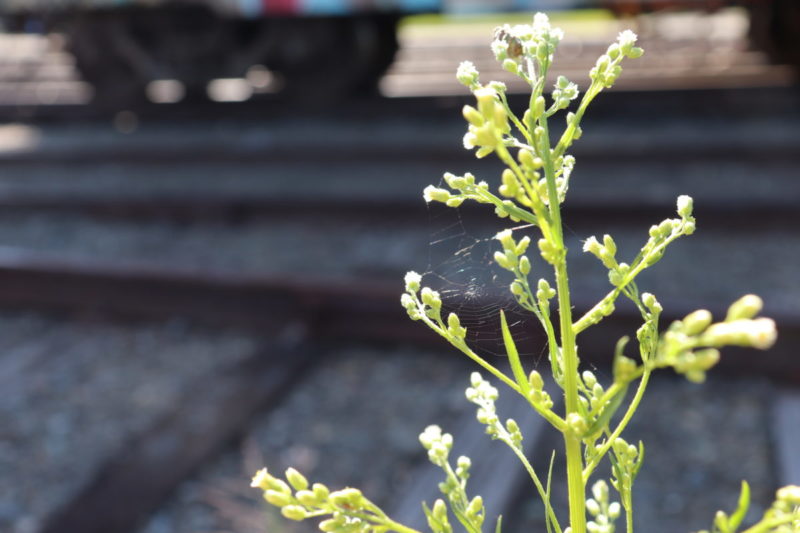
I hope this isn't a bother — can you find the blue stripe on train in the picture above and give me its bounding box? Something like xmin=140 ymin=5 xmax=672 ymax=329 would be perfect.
xmin=297 ymin=0 xmax=440 ymax=14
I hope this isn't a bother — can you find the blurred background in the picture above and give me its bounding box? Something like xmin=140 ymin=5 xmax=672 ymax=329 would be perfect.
xmin=0 ymin=1 xmax=798 ymax=532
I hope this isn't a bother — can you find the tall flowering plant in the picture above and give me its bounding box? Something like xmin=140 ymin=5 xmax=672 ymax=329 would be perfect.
xmin=251 ymin=14 xmax=798 ymax=533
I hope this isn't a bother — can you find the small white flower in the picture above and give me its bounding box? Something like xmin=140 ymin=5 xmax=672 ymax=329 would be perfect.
xmin=617 ymin=29 xmax=638 ymax=48
xmin=490 ymin=39 xmax=509 ymax=59
xmin=251 ymin=468 xmax=270 ymax=488
xmin=404 ymin=271 xmax=422 ymax=292
xmin=456 ymin=61 xmax=479 ymax=87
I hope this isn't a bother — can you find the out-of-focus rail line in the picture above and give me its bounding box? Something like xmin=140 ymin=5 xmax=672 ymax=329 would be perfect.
xmin=0 ymin=248 xmax=797 ymax=381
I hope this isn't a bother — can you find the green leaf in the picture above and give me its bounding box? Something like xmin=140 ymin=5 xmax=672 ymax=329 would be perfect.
xmin=500 ymin=310 xmax=530 ymax=395
xmin=728 ymin=481 xmax=751 ymax=531
xmin=632 ymin=441 xmax=645 ymax=479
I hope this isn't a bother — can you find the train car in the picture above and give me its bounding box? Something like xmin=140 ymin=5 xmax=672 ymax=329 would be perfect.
xmin=0 ymin=0 xmax=445 ymax=102
xmin=0 ymin=0 xmax=796 ymax=103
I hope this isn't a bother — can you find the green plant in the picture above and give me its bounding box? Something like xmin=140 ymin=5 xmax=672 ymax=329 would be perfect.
xmin=251 ymin=14 xmax=799 ymax=533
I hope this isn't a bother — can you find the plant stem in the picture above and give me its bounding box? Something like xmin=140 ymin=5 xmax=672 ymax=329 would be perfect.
xmin=539 ymin=112 xmax=586 ymax=533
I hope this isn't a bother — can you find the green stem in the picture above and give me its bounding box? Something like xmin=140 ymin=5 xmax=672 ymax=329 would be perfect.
xmin=583 ymin=368 xmax=652 ymax=482
xmin=625 ymin=498 xmax=633 ymax=533
xmin=540 ymin=109 xmax=586 ymax=533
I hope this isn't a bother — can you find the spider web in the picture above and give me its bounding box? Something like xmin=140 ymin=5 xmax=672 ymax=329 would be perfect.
xmin=420 ymin=201 xmax=551 ymax=367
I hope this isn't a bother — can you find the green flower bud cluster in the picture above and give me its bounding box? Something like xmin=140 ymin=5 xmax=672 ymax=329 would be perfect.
xmin=590 ymin=30 xmax=644 ymax=89
xmin=251 ymin=468 xmax=403 ymax=533
xmin=466 ymin=372 xmax=525 ymax=449
xmin=419 ymin=424 xmax=485 ymax=533
xmin=585 ymin=480 xmax=621 ymax=533
xmin=527 ymin=370 xmax=553 ymax=410
xmin=654 ymin=295 xmax=776 ymax=383
xmin=768 ymin=486 xmax=800 ymax=533
xmin=420 ymin=424 xmax=454 ymax=468
xmin=462 ymin=87 xmax=510 ymax=159
xmin=401 ymin=271 xmax=468 ymax=345
xmin=493 ymin=229 xmax=540 ymax=313
xmin=581 ymin=371 xmax=607 ymax=412
xmin=583 ymin=234 xmax=619 ymax=273
xmin=465 ymin=372 xmax=501 ymax=435
xmin=490 ymin=14 xmax=564 ymax=77
xmin=423 ymin=171 xmax=539 ymax=227
xmin=551 ymin=76 xmax=580 ymax=113
xmin=456 ymin=60 xmax=480 ymax=90
xmin=609 ymin=437 xmax=643 ymax=521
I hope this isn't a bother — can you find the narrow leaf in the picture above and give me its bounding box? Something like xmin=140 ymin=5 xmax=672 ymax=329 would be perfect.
xmin=501 ymin=310 xmax=530 ymax=395
xmin=728 ymin=481 xmax=750 ymax=531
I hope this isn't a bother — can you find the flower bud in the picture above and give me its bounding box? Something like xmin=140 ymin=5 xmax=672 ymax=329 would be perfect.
xmin=456 ymin=60 xmax=479 ymax=87
xmin=319 ymin=518 xmax=341 ymax=532
xmin=433 ymin=498 xmax=449 ymax=520
xmin=264 ymin=489 xmax=292 ymax=507
xmin=567 ymin=413 xmax=588 ymax=437
xmin=494 ymin=251 xmax=513 ymax=270
xmin=499 ymin=168 xmax=518 ymax=197
xmin=462 ymin=105 xmax=483 ymax=127
xmin=777 ymin=485 xmax=800 ymax=505
xmin=467 ymin=495 xmax=484 ymax=516
xmin=280 ymin=505 xmax=307 ymax=521
xmin=586 ymin=499 xmax=601 ymax=516
xmin=295 ymin=489 xmax=317 ymax=506
xmin=423 ymin=185 xmax=451 ymax=203
xmin=583 ymin=236 xmax=602 ymax=256
xmin=475 ymin=146 xmax=494 ymax=158
xmin=506 ymin=418 xmax=520 ymax=435
xmin=602 ymin=234 xmax=616 ymax=257
xmin=726 ymin=294 xmax=763 ymax=321
xmin=285 ymin=467 xmax=308 ymax=491
xmin=495 ymin=228 xmax=515 ymax=250
xmin=510 ymin=280 xmax=525 ymax=296
xmin=475 ymin=87 xmax=497 ymax=117
xmin=502 ymin=58 xmax=519 ymax=74
xmin=519 ymin=255 xmax=531 ymax=275
xmin=251 ymin=468 xmax=272 ymax=489
xmin=641 ymin=292 xmax=662 ymax=313
xmin=533 ymin=96 xmax=546 ymax=119
xmin=677 ymin=195 xmax=694 ymax=218
xmin=330 ymin=488 xmax=364 ymax=509
xmin=312 ymin=483 xmax=329 ymax=501
xmin=592 ymin=480 xmax=609 ymax=502
xmin=528 ymin=370 xmax=544 ymax=391
xmin=515 ymin=236 xmax=531 ymax=255
xmin=538 ymin=238 xmax=558 ymax=264
xmin=682 ymin=309 xmax=713 ymax=336
xmin=448 ymin=312 xmax=461 ymax=330
xmin=582 ymin=370 xmax=597 ymax=388
xmin=493 ymin=102 xmax=508 ymax=128
xmin=703 ymin=318 xmax=777 ymax=350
